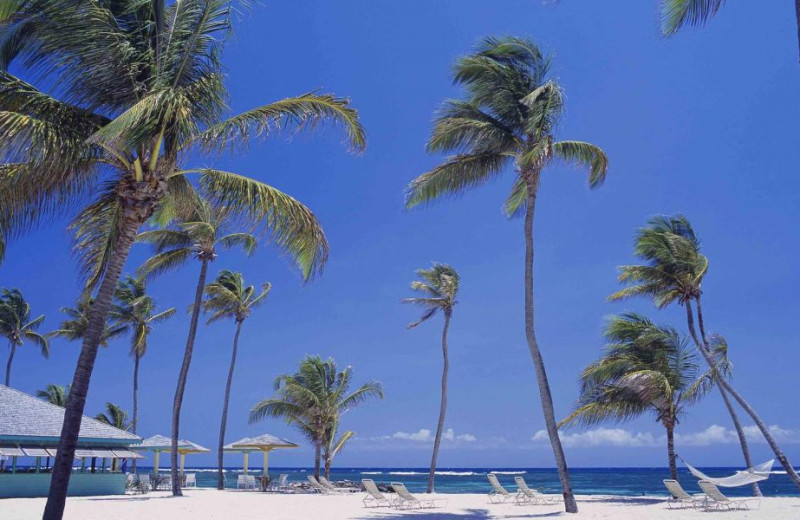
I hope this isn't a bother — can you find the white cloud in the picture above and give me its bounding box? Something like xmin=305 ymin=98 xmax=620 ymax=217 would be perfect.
xmin=532 ymin=424 xmax=800 ymax=449
xmin=393 ymin=429 xmax=434 ymax=442
xmin=365 ymin=428 xmax=478 ymax=443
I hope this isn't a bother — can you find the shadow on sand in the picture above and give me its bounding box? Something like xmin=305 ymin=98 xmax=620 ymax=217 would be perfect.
xmin=354 ymin=508 xmax=565 ymax=519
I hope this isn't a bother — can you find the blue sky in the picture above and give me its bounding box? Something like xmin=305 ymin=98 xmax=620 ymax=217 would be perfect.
xmin=2 ymin=1 xmax=800 ymax=470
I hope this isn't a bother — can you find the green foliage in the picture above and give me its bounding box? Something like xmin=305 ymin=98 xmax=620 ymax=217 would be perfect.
xmin=660 ymin=0 xmax=726 ymax=36
xmin=202 ymin=270 xmax=270 ymax=324
xmin=561 ymin=313 xmax=711 ymax=429
xmin=36 ymin=384 xmax=70 ymax=407
xmin=0 ymin=287 xmax=48 ymax=355
xmin=95 ymin=402 xmax=132 ymax=431
xmin=110 ymin=275 xmax=175 ymax=358
xmin=50 ymin=296 xmax=126 ymax=347
xmin=402 ymin=263 xmax=460 ymax=328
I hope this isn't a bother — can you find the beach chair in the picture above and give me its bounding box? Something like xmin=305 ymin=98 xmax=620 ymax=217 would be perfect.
xmin=183 ymin=473 xmax=197 ymax=488
xmin=320 ymin=476 xmax=353 ymax=494
xmin=487 ymin=473 xmax=515 ymax=503
xmin=514 ymin=476 xmax=559 ymax=505
xmin=269 ymin=473 xmax=290 ymax=492
xmin=663 ymin=479 xmax=704 ymax=509
xmin=698 ymin=480 xmax=759 ymax=511
xmin=362 ymin=479 xmax=394 ymax=508
xmin=308 ymin=475 xmax=336 ymax=494
xmin=138 ymin=474 xmax=152 ymax=493
xmin=237 ymin=474 xmax=254 ymax=490
xmin=245 ymin=474 xmax=258 ymax=490
xmin=390 ymin=482 xmax=448 ymax=510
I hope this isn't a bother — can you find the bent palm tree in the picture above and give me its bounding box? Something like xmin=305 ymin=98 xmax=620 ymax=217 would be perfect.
xmin=250 ymin=356 xmax=383 ymax=479
xmin=405 ymin=36 xmax=608 ymax=513
xmin=0 ymin=288 xmax=48 ymax=386
xmin=561 ymin=313 xmax=711 ymax=480
xmin=1 ymin=1 xmax=364 ymax=512
xmin=610 ymin=215 xmax=800 ymax=491
xmin=202 ymin=270 xmax=270 ymax=490
xmin=402 ymin=263 xmax=459 ymax=493
xmin=49 ymin=297 xmax=125 ymax=348
xmin=37 ymin=384 xmax=71 ymax=407
xmin=323 ymin=420 xmax=356 ymax=480
xmin=111 ymin=276 xmax=175 ymax=444
xmin=659 ymin=1 xmax=800 ymax=76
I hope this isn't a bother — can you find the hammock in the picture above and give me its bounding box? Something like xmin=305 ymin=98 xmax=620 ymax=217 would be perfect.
xmin=682 ymin=458 xmax=774 ymax=487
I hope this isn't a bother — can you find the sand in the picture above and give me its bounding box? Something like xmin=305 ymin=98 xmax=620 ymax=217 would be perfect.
xmin=1 ymin=490 xmax=798 ymax=520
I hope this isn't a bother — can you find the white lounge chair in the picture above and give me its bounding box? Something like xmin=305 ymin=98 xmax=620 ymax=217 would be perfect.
xmin=308 ymin=475 xmax=333 ymax=494
xmin=362 ymin=479 xmax=394 ymax=508
xmin=237 ymin=474 xmax=257 ymax=490
xmin=183 ymin=473 xmax=197 ymax=488
xmin=663 ymin=479 xmax=704 ymax=509
xmin=246 ymin=474 xmax=258 ymax=490
xmin=138 ymin=474 xmax=151 ymax=493
xmin=390 ymin=482 xmax=448 ymax=510
xmin=487 ymin=474 xmax=515 ymax=503
xmin=514 ymin=476 xmax=559 ymax=505
xmin=320 ymin=476 xmax=352 ymax=494
xmin=698 ymin=480 xmax=760 ymax=511
xmin=269 ymin=473 xmax=290 ymax=492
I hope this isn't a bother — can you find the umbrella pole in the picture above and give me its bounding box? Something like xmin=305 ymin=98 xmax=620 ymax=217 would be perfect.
xmin=153 ymin=450 xmax=160 ymax=478
xmin=180 ymin=453 xmax=186 ymax=477
xmin=263 ymin=450 xmax=269 ymax=477
xmin=243 ymin=452 xmax=248 ymax=475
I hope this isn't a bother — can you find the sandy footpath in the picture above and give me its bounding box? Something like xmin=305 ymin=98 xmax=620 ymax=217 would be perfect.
xmin=1 ymin=490 xmax=798 ymax=520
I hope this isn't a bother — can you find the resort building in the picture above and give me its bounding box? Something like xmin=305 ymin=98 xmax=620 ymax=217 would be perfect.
xmin=0 ymin=384 xmax=141 ymax=498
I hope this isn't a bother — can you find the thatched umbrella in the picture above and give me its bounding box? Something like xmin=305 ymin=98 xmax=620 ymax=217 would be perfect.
xmin=224 ymin=433 xmax=297 ymax=476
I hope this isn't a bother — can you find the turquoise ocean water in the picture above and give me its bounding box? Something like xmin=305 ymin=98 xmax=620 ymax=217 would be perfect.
xmin=135 ymin=466 xmax=799 ymax=496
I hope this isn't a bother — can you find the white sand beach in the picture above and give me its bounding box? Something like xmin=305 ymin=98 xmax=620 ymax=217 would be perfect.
xmin=2 ymin=490 xmax=799 ymax=520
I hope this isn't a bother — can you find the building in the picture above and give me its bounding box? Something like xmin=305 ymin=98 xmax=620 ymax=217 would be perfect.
xmin=0 ymin=384 xmax=141 ymax=498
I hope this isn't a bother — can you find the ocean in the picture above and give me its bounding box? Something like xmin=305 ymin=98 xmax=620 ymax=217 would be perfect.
xmin=136 ymin=466 xmax=800 ymax=496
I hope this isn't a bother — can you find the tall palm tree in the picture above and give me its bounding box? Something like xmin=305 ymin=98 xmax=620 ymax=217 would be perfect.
xmin=658 ymin=1 xmax=800 ymax=72
xmin=249 ymin=356 xmax=383 ymax=479
xmin=50 ymin=297 xmax=126 ymax=347
xmin=95 ymin=403 xmax=132 ymax=472
xmin=610 ymin=215 xmax=800 ymax=491
xmin=111 ymin=276 xmax=175 ymax=441
xmin=0 ymin=1 xmax=364 ymax=513
xmin=202 ymin=270 xmax=270 ymax=490
xmin=402 ymin=263 xmax=459 ymax=493
xmin=560 ymin=313 xmax=711 ymax=480
xmin=0 ymin=288 xmax=48 ymax=386
xmin=37 ymin=384 xmax=71 ymax=407
xmin=137 ymin=201 xmax=270 ymax=495
xmin=404 ymin=36 xmax=608 ymax=513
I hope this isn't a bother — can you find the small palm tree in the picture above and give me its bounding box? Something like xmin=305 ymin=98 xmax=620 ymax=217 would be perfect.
xmin=323 ymin=419 xmax=356 ymax=479
xmin=202 ymin=270 xmax=270 ymax=490
xmin=111 ymin=276 xmax=175 ymax=439
xmin=611 ymin=215 xmax=800 ymax=491
xmin=561 ymin=313 xmax=711 ymax=480
xmin=250 ymin=356 xmax=383 ymax=479
xmin=1 ymin=1 xmax=364 ymax=510
xmin=402 ymin=263 xmax=459 ymax=493
xmin=37 ymin=384 xmax=71 ymax=407
xmin=405 ymin=36 xmax=608 ymax=513
xmin=0 ymin=288 xmax=48 ymax=386
xmin=138 ymin=200 xmax=266 ymax=493
xmin=95 ymin=403 xmax=132 ymax=472
xmin=50 ymin=297 xmax=126 ymax=347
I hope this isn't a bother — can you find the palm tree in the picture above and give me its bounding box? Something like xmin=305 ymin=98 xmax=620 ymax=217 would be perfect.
xmin=111 ymin=276 xmax=175 ymax=444
xmin=610 ymin=215 xmax=800 ymax=491
xmin=1 ymin=1 xmax=364 ymax=512
xmin=658 ymin=1 xmax=800 ymax=73
xmin=37 ymin=384 xmax=71 ymax=407
xmin=137 ymin=201 xmax=270 ymax=495
xmin=50 ymin=297 xmax=126 ymax=347
xmin=95 ymin=403 xmax=132 ymax=472
xmin=402 ymin=263 xmax=459 ymax=493
xmin=322 ymin=419 xmax=356 ymax=480
xmin=249 ymin=356 xmax=383 ymax=479
xmin=202 ymin=270 xmax=270 ymax=490
xmin=404 ymin=36 xmax=607 ymax=513
xmin=0 ymin=288 xmax=48 ymax=386
xmin=560 ymin=313 xmax=711 ymax=480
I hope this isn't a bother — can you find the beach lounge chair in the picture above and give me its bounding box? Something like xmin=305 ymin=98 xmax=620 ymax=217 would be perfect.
xmin=246 ymin=475 xmax=258 ymax=490
xmin=390 ymin=482 xmax=448 ymax=510
xmin=663 ymin=479 xmax=704 ymax=509
xmin=698 ymin=480 xmax=760 ymax=511
xmin=237 ymin=474 xmax=257 ymax=490
xmin=487 ymin=473 xmax=515 ymax=503
xmin=514 ymin=476 xmax=559 ymax=505
xmin=320 ymin=476 xmax=355 ymax=494
xmin=183 ymin=473 xmax=197 ymax=488
xmin=362 ymin=479 xmax=394 ymax=508
xmin=269 ymin=473 xmax=290 ymax=492
xmin=137 ymin=474 xmax=151 ymax=493
xmin=308 ymin=475 xmax=333 ymax=494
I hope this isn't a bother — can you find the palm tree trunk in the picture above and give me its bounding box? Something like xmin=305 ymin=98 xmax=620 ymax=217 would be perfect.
xmin=131 ymin=353 xmax=140 ymax=473
xmin=523 ymin=173 xmax=578 ymax=513
xmin=43 ymin=215 xmax=141 ymax=520
xmin=171 ymin=259 xmax=209 ymax=497
xmin=314 ymin=441 xmax=321 ymax=479
xmin=795 ymin=0 xmax=800 ymax=71
xmin=217 ymin=320 xmax=243 ymax=490
xmin=5 ymin=342 xmax=15 ymax=386
xmin=666 ymin=424 xmax=678 ymax=481
xmin=427 ymin=310 xmax=451 ymax=494
xmin=719 ymin=382 xmax=761 ymax=496
xmin=685 ymin=300 xmax=800 ymax=490
xmin=324 ymin=452 xmax=331 ymax=480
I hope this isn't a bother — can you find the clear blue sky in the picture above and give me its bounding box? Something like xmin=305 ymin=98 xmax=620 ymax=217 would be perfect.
xmin=2 ymin=1 xmax=799 ymax=470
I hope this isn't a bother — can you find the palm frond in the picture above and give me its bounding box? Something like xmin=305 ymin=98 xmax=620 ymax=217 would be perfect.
xmin=552 ymin=140 xmax=609 ymax=188
xmin=660 ymin=0 xmax=726 ymax=36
